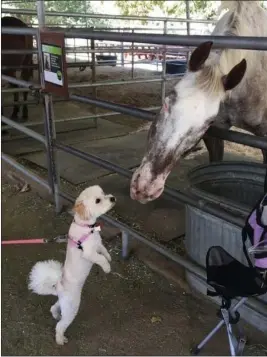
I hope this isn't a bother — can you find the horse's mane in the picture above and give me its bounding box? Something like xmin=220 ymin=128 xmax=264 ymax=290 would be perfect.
xmin=196 ymin=1 xmax=267 ymax=96
xmin=218 ymin=1 xmax=260 ymax=14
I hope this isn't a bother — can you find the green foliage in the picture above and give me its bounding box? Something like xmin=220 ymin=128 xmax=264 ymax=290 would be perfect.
xmin=260 ymin=1 xmax=267 ymax=9
xmin=115 ymin=0 xmax=267 ymax=20
xmin=2 ymin=0 xmax=110 ymax=27
xmin=114 ymin=0 xmax=216 ymax=19
xmin=113 ymin=1 xmax=184 ymax=17
xmin=3 ymin=0 xmax=266 ymax=27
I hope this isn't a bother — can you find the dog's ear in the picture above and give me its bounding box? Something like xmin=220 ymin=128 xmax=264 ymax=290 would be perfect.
xmin=73 ymin=201 xmax=89 ymax=220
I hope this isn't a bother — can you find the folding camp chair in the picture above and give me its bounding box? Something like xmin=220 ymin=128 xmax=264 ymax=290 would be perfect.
xmin=191 ymin=246 xmax=267 ymax=356
xmin=192 ymin=193 xmax=267 ymax=356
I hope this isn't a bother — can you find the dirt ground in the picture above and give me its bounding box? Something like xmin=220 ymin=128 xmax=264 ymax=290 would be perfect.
xmin=2 ymin=182 xmax=267 ymax=356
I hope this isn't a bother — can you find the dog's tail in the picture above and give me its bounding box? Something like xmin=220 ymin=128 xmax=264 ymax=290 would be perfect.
xmin=28 ymin=260 xmax=63 ymax=296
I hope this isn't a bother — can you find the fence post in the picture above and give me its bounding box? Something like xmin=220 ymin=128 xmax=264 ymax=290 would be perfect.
xmin=186 ymin=0 xmax=191 ymax=64
xmin=131 ymin=29 xmax=134 ymax=79
xmin=90 ymin=30 xmax=98 ymax=128
xmin=161 ymin=20 xmax=167 ymax=105
xmin=121 ymin=230 xmax=130 ymax=259
xmin=36 ymin=0 xmax=62 ymax=213
xmin=120 ymin=29 xmax=124 ymax=67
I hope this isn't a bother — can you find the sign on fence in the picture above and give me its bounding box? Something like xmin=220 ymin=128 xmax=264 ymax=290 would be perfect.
xmin=40 ymin=30 xmax=69 ymax=98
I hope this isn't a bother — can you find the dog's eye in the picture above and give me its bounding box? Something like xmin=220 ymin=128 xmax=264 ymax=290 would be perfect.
xmin=95 ymin=198 xmax=101 ymax=204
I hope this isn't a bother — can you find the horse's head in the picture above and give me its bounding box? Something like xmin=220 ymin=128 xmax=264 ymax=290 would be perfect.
xmin=131 ymin=41 xmax=247 ymax=203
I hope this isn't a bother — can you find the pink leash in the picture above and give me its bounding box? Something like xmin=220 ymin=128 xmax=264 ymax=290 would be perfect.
xmin=2 ymin=235 xmax=68 ymax=245
xmin=2 ymin=221 xmax=103 ymax=246
xmin=2 ymin=239 xmax=45 ymax=245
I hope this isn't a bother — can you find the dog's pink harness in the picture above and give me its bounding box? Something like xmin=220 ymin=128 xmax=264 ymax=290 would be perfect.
xmin=68 ymin=221 xmax=101 ymax=251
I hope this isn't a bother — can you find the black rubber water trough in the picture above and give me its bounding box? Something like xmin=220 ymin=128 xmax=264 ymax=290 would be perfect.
xmin=165 ymin=59 xmax=187 ymax=75
xmin=96 ymin=55 xmax=117 ymax=67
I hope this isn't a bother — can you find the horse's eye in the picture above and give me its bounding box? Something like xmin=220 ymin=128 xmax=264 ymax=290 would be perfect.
xmin=95 ymin=198 xmax=101 ymax=204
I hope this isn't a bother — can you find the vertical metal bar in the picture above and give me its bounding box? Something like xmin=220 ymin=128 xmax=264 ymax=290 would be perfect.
xmin=157 ymin=44 xmax=159 ymax=72
xmin=131 ymin=29 xmax=134 ymax=79
xmin=74 ymin=37 xmax=77 ymax=63
xmin=85 ymin=1 xmax=90 ymax=64
xmin=185 ymin=1 xmax=191 ymax=64
xmin=121 ymin=231 xmax=130 ymax=259
xmin=264 ymin=168 xmax=267 ymax=192
xmin=161 ymin=20 xmax=167 ymax=105
xmin=121 ymin=29 xmax=124 ymax=67
xmin=37 ymin=0 xmax=45 ymax=26
xmin=90 ymin=32 xmax=98 ymax=128
xmin=186 ymin=1 xmax=190 ymax=36
xmin=36 ymin=0 xmax=62 ymax=213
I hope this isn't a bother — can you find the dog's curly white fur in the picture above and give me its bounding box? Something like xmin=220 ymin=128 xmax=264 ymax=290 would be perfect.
xmin=28 ymin=185 xmax=116 ymax=345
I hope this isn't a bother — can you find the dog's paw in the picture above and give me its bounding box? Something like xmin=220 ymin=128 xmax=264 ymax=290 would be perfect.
xmin=50 ymin=306 xmax=61 ymax=320
xmin=56 ymin=334 xmax=68 ymax=345
xmin=102 ymin=263 xmax=111 ymax=274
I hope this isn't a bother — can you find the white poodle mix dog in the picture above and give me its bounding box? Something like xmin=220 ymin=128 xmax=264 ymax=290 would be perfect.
xmin=28 ymin=185 xmax=116 ymax=345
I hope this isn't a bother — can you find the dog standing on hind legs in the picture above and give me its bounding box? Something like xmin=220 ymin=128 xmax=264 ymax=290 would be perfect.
xmin=28 ymin=185 xmax=116 ymax=345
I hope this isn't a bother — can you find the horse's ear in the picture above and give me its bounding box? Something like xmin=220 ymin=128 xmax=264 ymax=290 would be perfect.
xmin=222 ymin=59 xmax=247 ymax=91
xmin=189 ymin=41 xmax=213 ymax=72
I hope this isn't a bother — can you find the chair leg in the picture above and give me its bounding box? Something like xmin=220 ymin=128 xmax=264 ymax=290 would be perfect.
xmin=191 ymin=319 xmax=225 ymax=355
xmin=221 ymin=308 xmax=239 ymax=356
xmin=191 ymin=297 xmax=248 ymax=356
xmin=221 ymin=308 xmax=246 ymax=356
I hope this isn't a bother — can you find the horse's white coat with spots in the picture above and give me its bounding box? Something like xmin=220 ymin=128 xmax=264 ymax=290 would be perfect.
xmin=131 ymin=1 xmax=267 ymax=202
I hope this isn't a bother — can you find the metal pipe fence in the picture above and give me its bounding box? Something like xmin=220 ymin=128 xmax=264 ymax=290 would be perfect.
xmin=2 ymin=73 xmax=267 ymax=151
xmin=1 ymin=115 xmax=47 ymax=145
xmin=3 ymin=26 xmax=267 ymax=50
xmin=1 ymin=106 xmax=161 ymax=130
xmin=1 ymin=46 xmax=193 ymax=55
xmin=2 ymin=153 xmax=51 ymax=192
xmin=64 ymin=31 xmax=267 ymax=51
xmin=2 ymin=73 xmax=267 ymax=155
xmin=1 ymin=7 xmax=216 ymax=24
xmin=29 ymin=25 xmax=211 ymax=31
xmin=2 ymin=17 xmax=187 ymax=110
xmin=1 ymin=75 xmax=180 ymax=96
xmin=2 ymin=4 xmax=267 ymax=321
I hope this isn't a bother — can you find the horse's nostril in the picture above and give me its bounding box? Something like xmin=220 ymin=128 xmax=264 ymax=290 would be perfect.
xmin=110 ymin=196 xmax=116 ymax=203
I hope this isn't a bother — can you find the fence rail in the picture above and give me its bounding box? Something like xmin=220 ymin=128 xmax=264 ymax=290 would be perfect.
xmin=2 ymin=71 xmax=267 ymax=151
xmin=1 ymin=7 xmax=216 ymax=24
xmin=3 ymin=26 xmax=267 ymax=50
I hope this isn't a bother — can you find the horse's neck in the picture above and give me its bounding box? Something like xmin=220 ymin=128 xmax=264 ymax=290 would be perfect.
xmin=210 ymin=2 xmax=267 ymax=133
xmin=211 ymin=2 xmax=267 ymax=77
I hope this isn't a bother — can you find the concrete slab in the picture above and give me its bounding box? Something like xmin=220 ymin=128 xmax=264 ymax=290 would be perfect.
xmin=22 ymin=132 xmax=148 ymax=185
xmin=2 ymin=118 xmax=133 ymax=156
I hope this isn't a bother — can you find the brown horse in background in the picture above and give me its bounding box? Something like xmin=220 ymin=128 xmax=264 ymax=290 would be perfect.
xmin=2 ymin=16 xmax=34 ymax=122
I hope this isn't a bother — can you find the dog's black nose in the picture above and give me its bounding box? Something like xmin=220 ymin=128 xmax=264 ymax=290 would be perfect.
xmin=110 ymin=196 xmax=116 ymax=203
